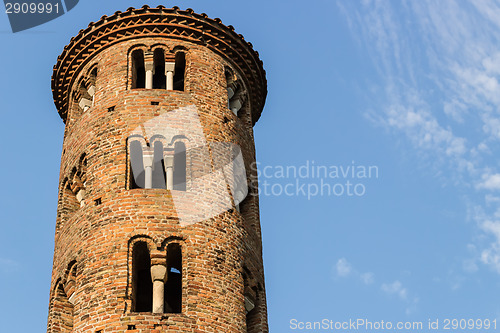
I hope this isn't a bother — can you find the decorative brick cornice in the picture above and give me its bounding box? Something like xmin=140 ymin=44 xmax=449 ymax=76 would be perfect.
xmin=51 ymin=5 xmax=267 ymax=125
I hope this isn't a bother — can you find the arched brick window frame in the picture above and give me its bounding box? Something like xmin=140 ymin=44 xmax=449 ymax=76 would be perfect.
xmin=128 ymin=45 xmax=148 ymax=89
xmin=161 ymin=236 xmax=185 ymax=314
xmin=127 ymin=134 xmax=191 ymax=191
xmin=127 ymin=236 xmax=156 ymax=313
xmin=151 ymin=44 xmax=169 ymax=89
xmin=48 ymin=261 xmax=78 ymax=332
xmin=224 ymin=65 xmax=250 ymax=122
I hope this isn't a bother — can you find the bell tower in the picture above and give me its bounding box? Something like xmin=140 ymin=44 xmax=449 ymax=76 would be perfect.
xmin=47 ymin=6 xmax=268 ymax=332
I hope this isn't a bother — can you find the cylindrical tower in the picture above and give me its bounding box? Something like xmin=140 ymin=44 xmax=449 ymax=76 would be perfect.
xmin=47 ymin=6 xmax=268 ymax=332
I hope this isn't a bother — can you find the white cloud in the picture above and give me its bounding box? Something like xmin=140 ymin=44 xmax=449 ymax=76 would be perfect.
xmin=477 ymin=174 xmax=500 ymax=190
xmin=334 ymin=258 xmax=375 ymax=286
xmin=481 ymin=242 xmax=500 ymax=274
xmin=481 ymin=220 xmax=500 ymax=243
xmin=443 ymin=99 xmax=467 ymax=123
xmin=336 ymin=258 xmax=352 ymax=277
xmin=338 ymin=0 xmax=500 ymax=276
xmin=381 ymin=280 xmax=407 ymax=300
xmin=360 ymin=272 xmax=375 ymax=285
xmin=380 ymin=280 xmax=419 ymax=314
xmin=482 ymin=52 xmax=500 ymax=75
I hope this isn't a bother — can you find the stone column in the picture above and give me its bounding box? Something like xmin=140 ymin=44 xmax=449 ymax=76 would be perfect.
xmin=164 ymin=155 xmax=174 ymax=190
xmin=150 ymin=254 xmax=167 ymax=314
xmin=143 ymin=150 xmax=154 ymax=189
xmin=144 ymin=52 xmax=155 ymax=89
xmin=165 ymin=62 xmax=175 ymax=91
xmin=145 ymin=62 xmax=154 ymax=89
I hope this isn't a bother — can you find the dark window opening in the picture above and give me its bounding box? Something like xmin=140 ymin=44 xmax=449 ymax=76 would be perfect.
xmin=129 ymin=140 xmax=145 ymax=189
xmin=165 ymin=243 xmax=182 ymax=313
xmin=173 ymin=141 xmax=186 ymax=191
xmin=94 ymin=198 xmax=101 ymax=206
xmin=151 ymin=101 xmax=160 ymax=106
xmin=153 ymin=49 xmax=166 ymax=89
xmin=242 ymin=268 xmax=259 ymax=332
xmin=152 ymin=141 xmax=166 ymax=189
xmin=131 ymin=50 xmax=145 ymax=89
xmin=79 ymin=81 xmax=91 ymax=100
xmin=245 ymin=295 xmax=258 ymax=333
xmin=90 ymin=68 xmax=97 ymax=84
xmin=173 ymin=52 xmax=185 ymax=91
xmin=225 ymin=68 xmax=236 ymax=109
xmin=132 ymin=242 xmax=153 ymax=312
xmin=89 ymin=67 xmax=97 ymax=94
xmin=108 ymin=106 xmax=115 ymax=112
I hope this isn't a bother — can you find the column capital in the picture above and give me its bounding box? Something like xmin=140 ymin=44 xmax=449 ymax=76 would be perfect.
xmin=165 ymin=62 xmax=175 ymax=73
xmin=164 ymin=155 xmax=174 ymax=168
xmin=150 ymin=264 xmax=168 ymax=282
xmin=145 ymin=61 xmax=155 ymax=72
xmin=143 ymin=150 xmax=154 ymax=168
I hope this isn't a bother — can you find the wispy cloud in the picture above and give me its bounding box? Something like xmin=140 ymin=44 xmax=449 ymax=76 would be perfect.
xmin=381 ymin=280 xmax=407 ymax=300
xmin=334 ymin=258 xmax=417 ymax=313
xmin=360 ymin=272 xmax=375 ymax=285
xmin=336 ymin=257 xmax=353 ymax=277
xmin=334 ymin=257 xmax=374 ymax=285
xmin=0 ymin=258 xmax=19 ymax=273
xmin=381 ymin=280 xmax=419 ymax=315
xmin=477 ymin=173 xmax=500 ymax=190
xmin=338 ymin=0 xmax=500 ymax=276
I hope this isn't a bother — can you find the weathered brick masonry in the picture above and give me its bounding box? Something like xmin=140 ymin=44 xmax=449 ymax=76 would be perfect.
xmin=47 ymin=6 xmax=268 ymax=332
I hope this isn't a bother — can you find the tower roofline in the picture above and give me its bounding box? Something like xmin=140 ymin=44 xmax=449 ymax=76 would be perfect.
xmin=51 ymin=5 xmax=267 ymax=125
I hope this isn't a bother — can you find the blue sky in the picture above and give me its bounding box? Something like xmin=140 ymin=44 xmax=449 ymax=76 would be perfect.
xmin=1 ymin=0 xmax=500 ymax=332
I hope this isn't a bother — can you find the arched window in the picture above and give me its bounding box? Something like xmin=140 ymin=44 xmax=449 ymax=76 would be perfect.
xmin=128 ymin=137 xmax=188 ymax=190
xmin=152 ymin=141 xmax=166 ymax=189
xmin=165 ymin=243 xmax=182 ymax=313
xmin=173 ymin=52 xmax=185 ymax=91
xmin=173 ymin=141 xmax=186 ymax=191
xmin=132 ymin=242 xmax=153 ymax=312
xmin=225 ymin=68 xmax=247 ymax=117
xmin=61 ymin=178 xmax=79 ymax=217
xmin=78 ymin=80 xmax=92 ymax=112
xmin=131 ymin=49 xmax=145 ymax=89
xmin=153 ymin=49 xmax=166 ymax=89
xmin=89 ymin=67 xmax=97 ymax=85
xmin=129 ymin=140 xmax=145 ymax=189
xmin=65 ymin=261 xmax=78 ymax=305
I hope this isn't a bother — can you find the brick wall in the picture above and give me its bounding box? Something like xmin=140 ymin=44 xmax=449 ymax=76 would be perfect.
xmin=47 ymin=7 xmax=268 ymax=333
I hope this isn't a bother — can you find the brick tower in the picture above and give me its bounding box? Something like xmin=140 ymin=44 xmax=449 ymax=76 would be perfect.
xmin=47 ymin=6 xmax=268 ymax=332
